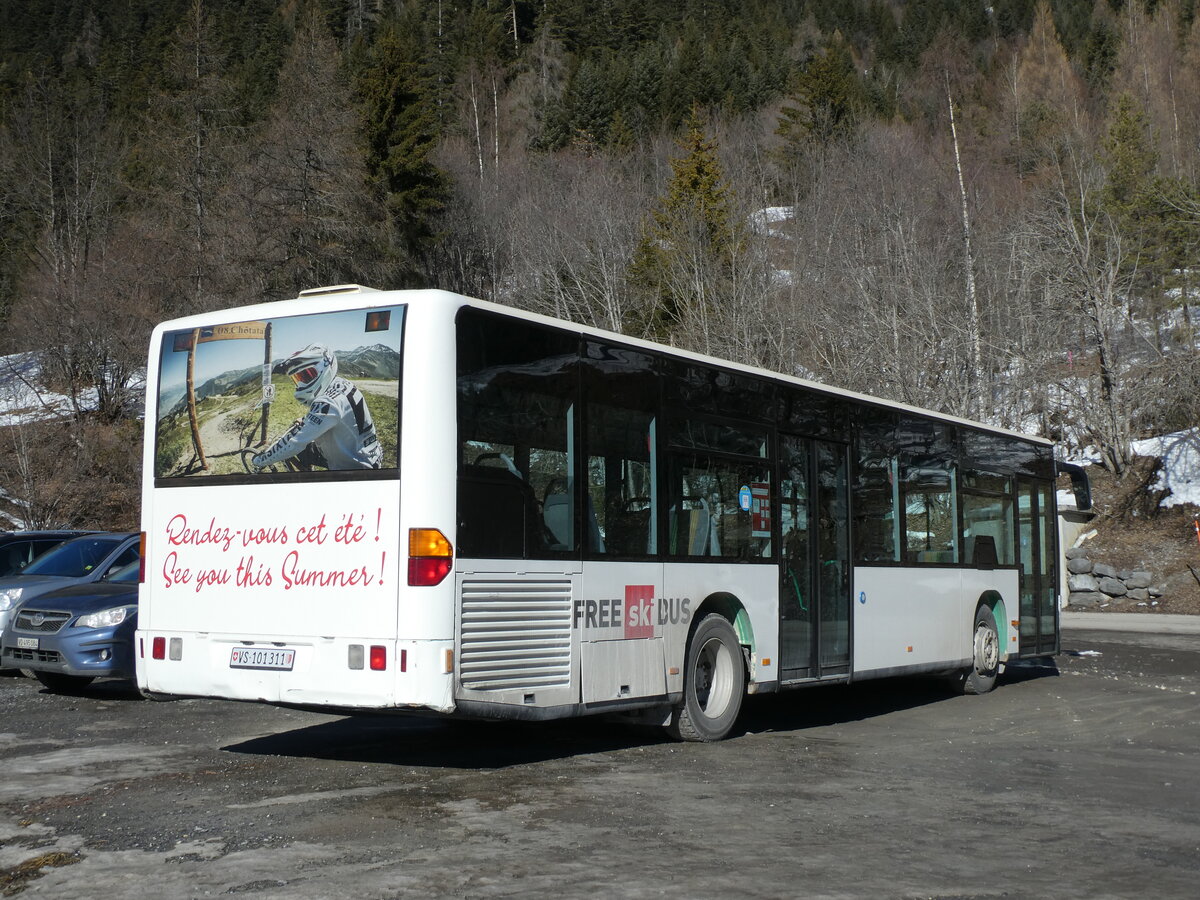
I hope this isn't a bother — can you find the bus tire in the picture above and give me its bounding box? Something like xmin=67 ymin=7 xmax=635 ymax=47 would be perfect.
xmin=957 ymin=605 xmax=1000 ymax=695
xmin=667 ymin=613 xmax=745 ymax=742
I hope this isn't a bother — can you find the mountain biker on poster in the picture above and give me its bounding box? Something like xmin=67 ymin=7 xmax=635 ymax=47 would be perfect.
xmin=251 ymin=344 xmax=383 ymax=471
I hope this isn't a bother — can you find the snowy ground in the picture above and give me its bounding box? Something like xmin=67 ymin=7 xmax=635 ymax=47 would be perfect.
xmin=0 ymin=352 xmax=94 ymax=429
xmin=0 ymin=351 xmax=145 ymax=529
xmin=1131 ymin=430 xmax=1200 ymax=507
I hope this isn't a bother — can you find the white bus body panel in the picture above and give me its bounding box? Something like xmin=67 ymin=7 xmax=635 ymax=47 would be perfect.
xmin=852 ymin=566 xmax=1019 ymax=676
xmin=139 ymin=477 xmax=408 ymax=705
xmin=138 ymin=289 xmax=464 ymax=712
xmin=663 ymin=562 xmax=778 ymax=682
xmin=452 ymin=560 xmax=778 ymax=713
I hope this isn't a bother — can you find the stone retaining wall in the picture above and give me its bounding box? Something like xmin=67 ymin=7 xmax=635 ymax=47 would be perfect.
xmin=1065 ymin=547 xmax=1164 ymax=608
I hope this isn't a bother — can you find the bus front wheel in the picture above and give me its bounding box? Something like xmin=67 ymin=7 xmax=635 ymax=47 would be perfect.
xmin=953 ymin=605 xmax=1000 ymax=695
xmin=668 ymin=613 xmax=746 ymax=742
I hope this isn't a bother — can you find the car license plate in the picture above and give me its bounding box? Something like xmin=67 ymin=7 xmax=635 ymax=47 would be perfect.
xmin=229 ymin=647 xmax=295 ymax=671
xmin=16 ymin=637 xmax=38 ymax=650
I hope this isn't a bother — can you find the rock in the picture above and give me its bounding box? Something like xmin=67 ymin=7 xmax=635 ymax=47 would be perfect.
xmin=1066 ymin=557 xmax=1094 ymax=575
xmin=1125 ymin=571 xmax=1152 ymax=589
xmin=1065 ymin=547 xmax=1091 ymax=560
xmin=1097 ymin=577 xmax=1127 ymax=597
xmin=1118 ymin=569 xmax=1133 ymax=581
xmin=1093 ymin=563 xmax=1118 ymax=579
xmin=1068 ymin=573 xmax=1099 ymax=592
xmin=1149 ymin=585 xmax=1164 ymax=597
xmin=1068 ymin=591 xmax=1105 ymax=607
xmin=1127 ymin=588 xmax=1150 ymax=602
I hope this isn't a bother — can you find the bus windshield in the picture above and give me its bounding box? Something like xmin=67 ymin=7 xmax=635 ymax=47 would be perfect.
xmin=153 ymin=306 xmax=404 ymax=479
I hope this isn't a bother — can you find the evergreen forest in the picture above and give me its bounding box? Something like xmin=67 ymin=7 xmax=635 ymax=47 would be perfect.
xmin=2 ymin=0 xmax=1200 ymax=528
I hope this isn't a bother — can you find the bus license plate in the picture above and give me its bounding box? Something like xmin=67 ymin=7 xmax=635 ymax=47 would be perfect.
xmin=16 ymin=637 xmax=38 ymax=650
xmin=229 ymin=647 xmax=295 ymax=671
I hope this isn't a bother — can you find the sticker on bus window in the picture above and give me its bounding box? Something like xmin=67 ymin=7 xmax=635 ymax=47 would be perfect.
xmin=751 ymin=482 xmax=771 ymax=538
xmin=154 ymin=307 xmax=404 ymax=478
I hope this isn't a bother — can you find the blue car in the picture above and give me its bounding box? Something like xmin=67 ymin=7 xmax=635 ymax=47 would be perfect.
xmin=2 ymin=561 xmax=139 ymax=693
xmin=0 ymin=531 xmax=93 ymax=577
xmin=0 ymin=532 xmax=140 ymax=644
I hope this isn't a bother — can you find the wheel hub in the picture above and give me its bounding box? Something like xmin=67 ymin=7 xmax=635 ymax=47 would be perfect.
xmin=695 ymin=638 xmax=733 ymax=716
xmin=974 ymin=623 xmax=998 ymax=674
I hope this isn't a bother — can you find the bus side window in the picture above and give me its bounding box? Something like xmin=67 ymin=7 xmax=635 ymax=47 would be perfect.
xmin=456 ymin=309 xmax=579 ymax=559
xmin=668 ymin=454 xmax=771 ymax=560
xmin=458 ymin=462 xmax=537 ymax=558
xmin=582 ymin=341 xmax=660 ymax=559
xmin=961 ymin=471 xmax=1014 ymax=567
xmin=897 ymin=417 xmax=958 ymax=565
xmin=853 ymin=409 xmax=899 ymax=563
xmin=903 ymin=467 xmax=958 ymax=564
xmin=586 ymin=405 xmax=655 ymax=557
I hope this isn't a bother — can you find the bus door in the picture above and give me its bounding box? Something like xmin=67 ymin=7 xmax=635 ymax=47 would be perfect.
xmin=778 ymin=435 xmax=851 ymax=680
xmin=1017 ymin=478 xmax=1058 ymax=655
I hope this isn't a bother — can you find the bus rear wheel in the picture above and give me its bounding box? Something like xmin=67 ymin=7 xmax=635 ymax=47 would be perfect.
xmin=668 ymin=613 xmax=745 ymax=742
xmin=953 ymin=605 xmax=1000 ymax=695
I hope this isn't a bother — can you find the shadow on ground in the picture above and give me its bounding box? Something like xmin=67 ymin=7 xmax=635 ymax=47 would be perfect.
xmin=221 ymin=661 xmax=1060 ymax=769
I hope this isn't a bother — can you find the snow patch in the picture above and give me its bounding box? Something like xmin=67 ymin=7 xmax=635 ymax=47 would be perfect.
xmin=0 ymin=352 xmax=91 ymax=428
xmin=750 ymin=206 xmax=795 ymax=235
xmin=1131 ymin=430 xmax=1200 ymax=508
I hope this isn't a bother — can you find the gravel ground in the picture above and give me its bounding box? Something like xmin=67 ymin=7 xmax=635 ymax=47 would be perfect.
xmin=0 ymin=622 xmax=1197 ymax=899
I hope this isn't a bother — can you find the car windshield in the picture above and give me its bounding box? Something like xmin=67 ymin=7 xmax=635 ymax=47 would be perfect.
xmin=21 ymin=537 xmax=123 ymax=577
xmin=103 ymin=561 xmax=141 ymax=584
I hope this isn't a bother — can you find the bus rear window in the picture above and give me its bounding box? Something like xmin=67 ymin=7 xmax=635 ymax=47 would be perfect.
xmin=154 ymin=306 xmax=404 ymax=480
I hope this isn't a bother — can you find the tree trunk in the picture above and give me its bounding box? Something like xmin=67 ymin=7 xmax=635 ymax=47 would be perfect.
xmin=947 ymin=79 xmax=982 ymax=415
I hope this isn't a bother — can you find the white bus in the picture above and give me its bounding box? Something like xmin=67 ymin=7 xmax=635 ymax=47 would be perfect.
xmin=137 ymin=285 xmax=1088 ymax=741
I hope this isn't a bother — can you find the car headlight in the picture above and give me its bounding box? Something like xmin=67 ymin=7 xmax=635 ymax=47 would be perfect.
xmin=0 ymin=588 xmax=23 ymax=610
xmin=76 ymin=606 xmax=134 ymax=629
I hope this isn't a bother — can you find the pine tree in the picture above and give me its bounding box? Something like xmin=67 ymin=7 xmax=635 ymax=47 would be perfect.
xmin=627 ymin=107 xmax=739 ymax=343
xmin=775 ymin=32 xmax=864 ymax=156
xmin=1101 ymin=93 xmax=1158 ymax=217
xmin=354 ymin=18 xmax=448 ymax=266
xmin=234 ymin=2 xmax=392 ymax=298
xmin=1084 ymin=0 xmax=1119 ymax=94
xmin=1011 ymin=0 xmax=1084 ymax=177
xmin=132 ymin=0 xmax=246 ymax=315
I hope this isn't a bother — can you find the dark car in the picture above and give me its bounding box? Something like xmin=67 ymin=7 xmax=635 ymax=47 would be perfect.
xmin=0 ymin=533 xmax=140 ymax=643
xmin=0 ymin=531 xmax=92 ymax=578
xmin=2 ymin=560 xmax=139 ymax=692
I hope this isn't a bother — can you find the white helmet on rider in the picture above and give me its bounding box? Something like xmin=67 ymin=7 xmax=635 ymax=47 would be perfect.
xmin=280 ymin=344 xmax=337 ymax=404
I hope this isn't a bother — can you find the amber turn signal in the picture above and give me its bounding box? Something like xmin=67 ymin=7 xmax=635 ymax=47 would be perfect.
xmin=408 ymin=528 xmax=453 ymax=586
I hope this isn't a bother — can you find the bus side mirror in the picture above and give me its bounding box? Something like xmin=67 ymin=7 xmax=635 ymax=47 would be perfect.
xmin=1058 ymin=463 xmax=1092 ymax=513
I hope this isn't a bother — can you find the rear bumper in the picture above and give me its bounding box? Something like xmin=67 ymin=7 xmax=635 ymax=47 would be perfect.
xmin=135 ymin=630 xmax=455 ymax=712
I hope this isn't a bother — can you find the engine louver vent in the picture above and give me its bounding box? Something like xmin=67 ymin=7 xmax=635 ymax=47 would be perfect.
xmin=459 ymin=579 xmax=573 ymax=691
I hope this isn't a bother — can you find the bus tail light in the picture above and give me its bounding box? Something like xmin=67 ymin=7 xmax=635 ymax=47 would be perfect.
xmin=152 ymin=637 xmax=166 ymax=660
xmin=370 ymin=645 xmax=387 ymax=670
xmin=138 ymin=532 xmax=146 ymax=583
xmin=408 ymin=528 xmax=452 ymax=586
